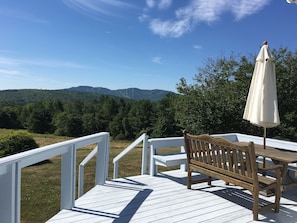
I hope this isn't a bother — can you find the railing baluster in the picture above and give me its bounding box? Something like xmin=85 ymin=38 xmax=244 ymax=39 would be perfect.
xmin=78 ymin=146 xmax=98 ymax=197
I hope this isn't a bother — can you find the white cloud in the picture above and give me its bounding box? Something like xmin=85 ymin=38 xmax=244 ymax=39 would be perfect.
xmin=0 ymin=8 xmax=48 ymax=24
xmin=0 ymin=69 xmax=20 ymax=75
xmin=193 ymin=44 xmax=202 ymax=49
xmin=138 ymin=13 xmax=149 ymax=22
xmin=176 ymin=0 xmax=227 ymax=23
xmin=141 ymin=0 xmax=172 ymax=22
xmin=146 ymin=0 xmax=271 ymax=38
xmin=158 ymin=0 xmax=172 ymax=9
xmin=150 ymin=18 xmax=191 ymax=38
xmin=146 ymin=0 xmax=155 ymax=8
xmin=146 ymin=0 xmax=172 ymax=9
xmin=231 ymin=1 xmax=269 ymax=20
xmin=0 ymin=57 xmax=16 ymax=65
xmin=63 ymin=0 xmax=137 ymax=19
xmin=0 ymin=56 xmax=87 ymax=69
xmin=152 ymin=56 xmax=163 ymax=64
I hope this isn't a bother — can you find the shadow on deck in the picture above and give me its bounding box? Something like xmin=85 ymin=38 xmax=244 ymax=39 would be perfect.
xmin=47 ymin=170 xmax=297 ymax=223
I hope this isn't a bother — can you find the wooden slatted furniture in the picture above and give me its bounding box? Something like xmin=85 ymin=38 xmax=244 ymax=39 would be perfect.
xmin=183 ymin=131 xmax=282 ymax=221
xmin=236 ymin=142 xmax=297 ymax=191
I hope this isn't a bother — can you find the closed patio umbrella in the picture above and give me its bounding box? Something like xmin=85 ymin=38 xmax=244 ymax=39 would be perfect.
xmin=243 ymin=41 xmax=280 ymax=153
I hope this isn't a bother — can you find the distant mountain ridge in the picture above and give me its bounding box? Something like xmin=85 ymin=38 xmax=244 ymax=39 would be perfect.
xmin=0 ymin=86 xmax=175 ymax=104
xmin=66 ymin=86 xmax=174 ymax=101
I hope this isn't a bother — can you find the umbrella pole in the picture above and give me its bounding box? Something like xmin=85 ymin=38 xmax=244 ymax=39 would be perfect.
xmin=264 ymin=127 xmax=266 ymax=149
xmin=263 ymin=127 xmax=266 ymax=169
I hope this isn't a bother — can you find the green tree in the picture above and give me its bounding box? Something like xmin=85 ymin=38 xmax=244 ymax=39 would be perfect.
xmin=176 ymin=54 xmax=254 ymax=135
xmin=128 ymin=100 xmax=154 ymax=137
xmin=26 ymin=102 xmax=53 ymax=134
xmin=0 ymin=108 xmax=22 ymax=129
xmin=109 ymin=99 xmax=133 ymax=139
xmin=151 ymin=95 xmax=181 ymax=137
xmin=54 ymin=112 xmax=83 ymax=137
xmin=82 ymin=113 xmax=98 ymax=135
xmin=273 ymin=47 xmax=297 ymax=140
xmin=45 ymin=99 xmax=64 ymax=116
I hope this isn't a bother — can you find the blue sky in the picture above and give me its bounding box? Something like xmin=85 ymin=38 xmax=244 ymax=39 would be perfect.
xmin=0 ymin=0 xmax=297 ymax=93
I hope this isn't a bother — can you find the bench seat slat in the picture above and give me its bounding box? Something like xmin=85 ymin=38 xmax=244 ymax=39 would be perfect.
xmin=153 ymin=153 xmax=187 ymax=167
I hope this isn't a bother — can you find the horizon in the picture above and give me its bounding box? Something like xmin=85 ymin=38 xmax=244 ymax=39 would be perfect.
xmin=1 ymin=0 xmax=297 ymax=93
xmin=0 ymin=85 xmax=175 ymax=92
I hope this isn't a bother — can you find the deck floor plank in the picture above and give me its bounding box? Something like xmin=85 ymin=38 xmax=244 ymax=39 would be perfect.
xmin=47 ymin=170 xmax=297 ymax=223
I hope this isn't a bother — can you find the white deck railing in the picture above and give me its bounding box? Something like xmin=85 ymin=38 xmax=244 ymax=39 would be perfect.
xmin=2 ymin=131 xmax=297 ymax=223
xmin=0 ymin=132 xmax=110 ymax=223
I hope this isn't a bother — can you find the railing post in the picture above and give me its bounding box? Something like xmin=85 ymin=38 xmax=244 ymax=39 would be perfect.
xmin=78 ymin=165 xmax=84 ymax=197
xmin=141 ymin=134 xmax=149 ymax=175
xmin=180 ymin=146 xmax=187 ymax=171
xmin=149 ymin=143 xmax=156 ymax=176
xmin=113 ymin=161 xmax=118 ymax=179
xmin=0 ymin=162 xmax=21 ymax=223
xmin=95 ymin=133 xmax=110 ymax=185
xmin=61 ymin=144 xmax=76 ymax=210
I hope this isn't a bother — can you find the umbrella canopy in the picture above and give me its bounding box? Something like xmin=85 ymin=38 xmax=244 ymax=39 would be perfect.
xmin=243 ymin=41 xmax=280 ymax=147
xmin=287 ymin=0 xmax=297 ymax=4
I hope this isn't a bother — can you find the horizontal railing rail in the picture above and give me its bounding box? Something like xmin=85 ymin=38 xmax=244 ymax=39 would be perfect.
xmin=0 ymin=132 xmax=110 ymax=223
xmin=213 ymin=133 xmax=297 ymax=152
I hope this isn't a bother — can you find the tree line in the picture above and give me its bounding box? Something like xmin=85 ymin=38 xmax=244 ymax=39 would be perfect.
xmin=0 ymin=95 xmax=180 ymax=139
xmin=1 ymin=46 xmax=297 ymax=141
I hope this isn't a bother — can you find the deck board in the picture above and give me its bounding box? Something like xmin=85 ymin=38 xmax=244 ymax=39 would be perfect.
xmin=47 ymin=170 xmax=297 ymax=223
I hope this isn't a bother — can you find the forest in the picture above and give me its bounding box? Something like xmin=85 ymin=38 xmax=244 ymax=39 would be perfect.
xmin=1 ymin=46 xmax=297 ymax=141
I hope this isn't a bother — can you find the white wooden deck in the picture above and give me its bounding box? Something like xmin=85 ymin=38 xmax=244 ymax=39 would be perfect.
xmin=47 ymin=170 xmax=297 ymax=223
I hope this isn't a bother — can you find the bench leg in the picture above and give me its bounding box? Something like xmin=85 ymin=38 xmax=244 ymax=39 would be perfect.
xmin=252 ymin=191 xmax=259 ymax=221
xmin=207 ymin=176 xmax=211 ymax=185
xmin=187 ymin=168 xmax=192 ymax=189
xmin=275 ymin=192 xmax=280 ymax=213
xmin=274 ymin=169 xmax=281 ymax=213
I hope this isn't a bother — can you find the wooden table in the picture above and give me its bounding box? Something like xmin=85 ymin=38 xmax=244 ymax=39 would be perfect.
xmin=235 ymin=142 xmax=297 ymax=191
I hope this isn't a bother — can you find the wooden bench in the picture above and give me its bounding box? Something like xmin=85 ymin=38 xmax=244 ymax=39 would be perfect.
xmin=183 ymin=131 xmax=282 ymax=221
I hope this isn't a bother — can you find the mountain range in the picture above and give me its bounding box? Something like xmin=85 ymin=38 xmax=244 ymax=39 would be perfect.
xmin=66 ymin=86 xmax=174 ymax=101
xmin=0 ymin=86 xmax=175 ymax=104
